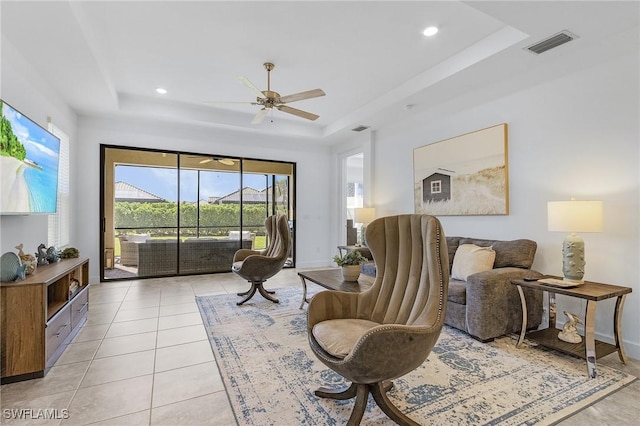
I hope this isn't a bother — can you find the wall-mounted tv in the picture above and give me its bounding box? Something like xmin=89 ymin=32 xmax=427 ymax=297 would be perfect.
xmin=1 ymin=100 xmax=60 ymax=215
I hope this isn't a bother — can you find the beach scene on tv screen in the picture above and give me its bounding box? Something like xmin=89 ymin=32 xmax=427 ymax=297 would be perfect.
xmin=1 ymin=101 xmax=60 ymax=214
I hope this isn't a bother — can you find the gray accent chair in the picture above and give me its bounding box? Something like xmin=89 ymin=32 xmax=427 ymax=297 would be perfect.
xmin=308 ymin=214 xmax=449 ymax=426
xmin=232 ymin=214 xmax=291 ymax=305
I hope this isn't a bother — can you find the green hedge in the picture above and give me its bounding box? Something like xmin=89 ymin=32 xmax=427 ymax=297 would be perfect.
xmin=115 ymin=202 xmax=271 ymax=237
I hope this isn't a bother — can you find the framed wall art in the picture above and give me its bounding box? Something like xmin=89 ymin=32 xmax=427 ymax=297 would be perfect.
xmin=413 ymin=123 xmax=508 ymax=216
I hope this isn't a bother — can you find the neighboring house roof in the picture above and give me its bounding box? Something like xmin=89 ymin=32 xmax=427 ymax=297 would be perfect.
xmin=214 ymin=187 xmax=272 ymax=204
xmin=115 ymin=181 xmax=167 ymax=203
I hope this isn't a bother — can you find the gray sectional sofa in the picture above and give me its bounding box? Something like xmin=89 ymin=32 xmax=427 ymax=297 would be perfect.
xmin=362 ymin=236 xmax=544 ymax=341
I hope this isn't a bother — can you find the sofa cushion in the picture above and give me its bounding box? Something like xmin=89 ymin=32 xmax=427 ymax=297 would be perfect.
xmin=445 ymin=236 xmax=463 ymax=273
xmin=228 ymin=231 xmax=254 ymax=240
xmin=451 ymin=244 xmax=496 ymax=281
xmin=361 ymin=262 xmax=377 ymax=277
xmin=447 ymin=279 xmax=467 ymax=304
xmin=459 ymin=238 xmax=536 ymax=269
xmin=121 ymin=233 xmax=150 ymax=243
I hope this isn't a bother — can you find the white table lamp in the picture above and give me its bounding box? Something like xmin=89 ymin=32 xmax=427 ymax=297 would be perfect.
xmin=548 ymin=200 xmax=603 ymax=283
xmin=354 ymin=207 xmax=376 ymax=246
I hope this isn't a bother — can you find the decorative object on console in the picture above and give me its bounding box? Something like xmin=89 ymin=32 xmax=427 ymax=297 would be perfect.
xmin=558 ymin=311 xmax=583 ymax=344
xmin=36 ymin=243 xmax=48 ymax=266
xmin=45 ymin=246 xmax=60 ymax=263
xmin=548 ymin=199 xmax=603 ymax=283
xmin=60 ymin=247 xmax=80 ymax=258
xmin=354 ymin=207 xmax=375 ymax=246
xmin=15 ymin=243 xmax=37 ymax=275
xmin=413 ymin=123 xmax=509 ymax=216
xmin=1 ymin=252 xmax=27 ymax=281
xmin=333 ymin=250 xmax=368 ymax=282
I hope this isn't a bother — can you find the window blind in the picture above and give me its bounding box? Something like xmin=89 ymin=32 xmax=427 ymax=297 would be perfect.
xmin=47 ymin=119 xmax=70 ymax=248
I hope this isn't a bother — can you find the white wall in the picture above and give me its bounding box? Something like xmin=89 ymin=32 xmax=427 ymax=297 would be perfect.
xmin=3 ymin=24 xmax=637 ymax=361
xmin=75 ymin=115 xmax=333 ymax=281
xmin=364 ymin=52 xmax=640 ymax=359
xmin=0 ymin=36 xmax=78 ymax=258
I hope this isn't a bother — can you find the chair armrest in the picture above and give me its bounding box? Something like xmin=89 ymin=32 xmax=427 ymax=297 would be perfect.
xmin=465 ymin=267 xmax=543 ymax=341
xmin=342 ymin=324 xmax=443 ymax=383
xmin=307 ymin=290 xmax=360 ymax=331
xmin=233 ymin=249 xmax=265 ymax=262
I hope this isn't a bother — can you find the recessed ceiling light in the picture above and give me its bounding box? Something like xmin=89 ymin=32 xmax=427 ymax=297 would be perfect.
xmin=423 ymin=26 xmax=439 ymax=37
xmin=156 ymin=87 xmax=167 ymax=94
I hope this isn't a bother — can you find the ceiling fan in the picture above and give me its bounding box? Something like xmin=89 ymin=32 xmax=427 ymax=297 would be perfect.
xmin=207 ymin=62 xmax=325 ymax=124
xmin=199 ymin=157 xmax=235 ymax=165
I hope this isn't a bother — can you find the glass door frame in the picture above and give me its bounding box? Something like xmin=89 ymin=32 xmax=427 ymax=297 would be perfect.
xmin=100 ymin=145 xmax=296 ymax=281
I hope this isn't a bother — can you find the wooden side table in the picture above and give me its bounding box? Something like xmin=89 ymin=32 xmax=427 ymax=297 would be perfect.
xmin=511 ymin=277 xmax=632 ymax=379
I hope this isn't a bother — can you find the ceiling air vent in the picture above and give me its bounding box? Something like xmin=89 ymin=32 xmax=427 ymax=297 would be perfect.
xmin=526 ymin=30 xmax=577 ymax=55
xmin=352 ymin=125 xmax=370 ymax=132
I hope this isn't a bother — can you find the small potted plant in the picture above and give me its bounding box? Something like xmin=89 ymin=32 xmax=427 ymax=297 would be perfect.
xmin=333 ymin=250 xmax=368 ymax=281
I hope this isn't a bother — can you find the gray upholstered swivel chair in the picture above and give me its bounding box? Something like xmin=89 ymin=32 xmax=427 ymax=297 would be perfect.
xmin=232 ymin=214 xmax=291 ymax=305
xmin=308 ymin=214 xmax=449 ymax=425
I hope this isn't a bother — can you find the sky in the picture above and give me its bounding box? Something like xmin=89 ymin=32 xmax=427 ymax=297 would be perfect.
xmin=115 ymin=165 xmax=270 ymax=202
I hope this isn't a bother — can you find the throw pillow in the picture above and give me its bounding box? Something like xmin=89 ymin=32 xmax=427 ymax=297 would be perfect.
xmin=451 ymin=244 xmax=496 ymax=281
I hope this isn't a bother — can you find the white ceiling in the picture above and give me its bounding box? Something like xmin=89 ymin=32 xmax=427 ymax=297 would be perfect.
xmin=2 ymin=1 xmax=638 ymax=143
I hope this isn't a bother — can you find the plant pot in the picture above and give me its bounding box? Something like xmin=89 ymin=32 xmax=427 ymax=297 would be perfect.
xmin=341 ymin=265 xmax=360 ymax=282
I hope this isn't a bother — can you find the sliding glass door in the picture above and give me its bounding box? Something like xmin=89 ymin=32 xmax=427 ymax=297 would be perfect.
xmin=101 ymin=146 xmax=295 ymax=281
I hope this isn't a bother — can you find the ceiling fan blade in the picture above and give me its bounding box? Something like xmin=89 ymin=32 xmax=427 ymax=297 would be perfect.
xmin=278 ymin=89 xmax=325 ymax=104
xmin=218 ymin=158 xmax=235 ymax=166
xmin=236 ymin=76 xmax=265 ymax=99
xmin=252 ymin=108 xmax=269 ymax=124
xmin=199 ymin=158 xmax=213 ymax=164
xmin=277 ymin=105 xmax=319 ymax=121
xmin=203 ymin=101 xmax=259 ymax=105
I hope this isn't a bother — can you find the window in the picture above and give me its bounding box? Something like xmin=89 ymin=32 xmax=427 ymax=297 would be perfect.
xmin=101 ymin=147 xmax=296 ymax=281
xmin=431 ymin=180 xmax=442 ymax=194
xmin=47 ymin=120 xmax=70 ymax=248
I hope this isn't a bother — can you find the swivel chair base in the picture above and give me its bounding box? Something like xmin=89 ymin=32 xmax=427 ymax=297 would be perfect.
xmin=237 ymin=281 xmax=279 ymax=305
xmin=315 ymin=381 xmax=418 ymax=426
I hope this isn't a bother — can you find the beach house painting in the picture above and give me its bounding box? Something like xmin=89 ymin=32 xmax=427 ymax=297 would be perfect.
xmin=413 ymin=124 xmax=509 ymax=216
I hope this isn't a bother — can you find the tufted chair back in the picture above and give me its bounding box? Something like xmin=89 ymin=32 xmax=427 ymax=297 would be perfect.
xmin=360 ymin=214 xmax=449 ymax=327
xmin=263 ymin=214 xmax=290 ymax=259
xmin=231 ymin=214 xmax=291 ymax=305
xmin=307 ymin=214 xmax=449 ymax=425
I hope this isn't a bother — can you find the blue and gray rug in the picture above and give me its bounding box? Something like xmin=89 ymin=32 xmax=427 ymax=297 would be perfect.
xmin=196 ymin=287 xmax=635 ymax=425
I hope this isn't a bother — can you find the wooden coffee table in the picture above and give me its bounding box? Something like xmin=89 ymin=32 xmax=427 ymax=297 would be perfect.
xmin=298 ymin=268 xmax=374 ymax=309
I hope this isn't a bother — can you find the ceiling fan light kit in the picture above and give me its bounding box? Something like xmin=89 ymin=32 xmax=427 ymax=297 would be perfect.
xmin=217 ymin=62 xmax=325 ymax=124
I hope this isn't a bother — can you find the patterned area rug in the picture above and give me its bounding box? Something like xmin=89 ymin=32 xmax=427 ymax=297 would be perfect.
xmin=196 ymin=287 xmax=635 ymax=425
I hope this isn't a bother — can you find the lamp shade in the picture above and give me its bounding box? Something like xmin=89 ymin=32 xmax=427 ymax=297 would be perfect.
xmin=547 ymin=200 xmax=603 ymax=233
xmin=354 ymin=207 xmax=376 ymax=224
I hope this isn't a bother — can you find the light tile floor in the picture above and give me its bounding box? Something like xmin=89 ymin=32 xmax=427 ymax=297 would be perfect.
xmin=1 ymin=269 xmax=638 ymax=425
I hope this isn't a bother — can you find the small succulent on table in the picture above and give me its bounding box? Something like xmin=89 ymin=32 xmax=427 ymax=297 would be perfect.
xmin=334 ymin=250 xmax=368 ymax=281
xmin=333 ymin=250 xmax=368 ymax=266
